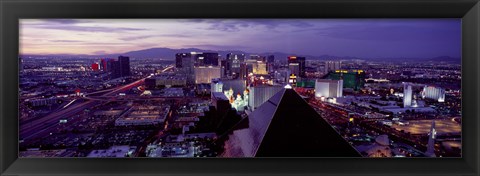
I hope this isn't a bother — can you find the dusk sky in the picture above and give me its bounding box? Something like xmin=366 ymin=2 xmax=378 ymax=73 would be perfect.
xmin=20 ymin=19 xmax=461 ymax=58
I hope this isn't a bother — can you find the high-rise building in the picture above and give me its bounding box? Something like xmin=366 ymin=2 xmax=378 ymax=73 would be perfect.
xmin=110 ymin=60 xmax=121 ymax=78
xmin=176 ymin=53 xmax=188 ymax=68
xmin=177 ymin=52 xmax=219 ymax=67
xmin=176 ymin=53 xmax=196 ymax=84
xmin=253 ymin=61 xmax=268 ymax=75
xmin=220 ymin=60 xmax=229 ymax=78
xmin=197 ymin=52 xmax=219 ymax=67
xmin=274 ymin=68 xmax=291 ymax=84
xmin=118 ymin=56 xmax=131 ymax=77
xmin=422 ymin=86 xmax=445 ymax=102
xmin=287 ymin=56 xmax=306 ymax=78
xmin=288 ymin=63 xmax=300 ymax=76
xmin=266 ymin=55 xmax=275 ymax=73
xmin=325 ymin=61 xmax=341 ymax=74
xmin=194 ymin=66 xmax=221 ymax=84
xmin=226 ymin=53 xmax=245 ymax=78
xmin=250 ymin=55 xmax=261 ymax=62
xmin=109 ymin=56 xmax=131 ymax=78
xmin=100 ymin=58 xmax=115 ymax=72
xmin=326 ymin=70 xmax=365 ymax=91
xmin=248 ymin=85 xmax=283 ymax=110
xmin=243 ymin=59 xmax=256 ymax=77
xmin=315 ymin=79 xmax=343 ymax=98
xmin=403 ymin=83 xmax=413 ymax=107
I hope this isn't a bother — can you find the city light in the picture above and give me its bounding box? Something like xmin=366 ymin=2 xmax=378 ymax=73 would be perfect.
xmin=18 ymin=19 xmax=461 ymax=158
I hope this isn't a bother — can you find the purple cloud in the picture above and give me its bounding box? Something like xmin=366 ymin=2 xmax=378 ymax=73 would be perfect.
xmin=189 ymin=19 xmax=314 ymax=32
xmin=49 ymin=40 xmax=83 ymax=43
xmin=21 ymin=19 xmax=461 ymax=58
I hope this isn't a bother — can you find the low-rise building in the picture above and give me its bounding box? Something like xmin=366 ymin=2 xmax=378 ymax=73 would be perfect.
xmin=115 ymin=105 xmax=170 ymax=126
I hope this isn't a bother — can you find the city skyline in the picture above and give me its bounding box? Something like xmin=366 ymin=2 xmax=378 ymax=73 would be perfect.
xmin=20 ymin=19 xmax=461 ymax=58
xmin=19 ymin=19 xmax=462 ymax=158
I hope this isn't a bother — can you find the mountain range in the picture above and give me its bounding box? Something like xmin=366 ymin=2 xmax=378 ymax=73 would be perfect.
xmin=21 ymin=47 xmax=461 ymax=63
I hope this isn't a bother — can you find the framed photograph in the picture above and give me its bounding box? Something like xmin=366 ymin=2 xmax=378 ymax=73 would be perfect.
xmin=1 ymin=0 xmax=479 ymax=175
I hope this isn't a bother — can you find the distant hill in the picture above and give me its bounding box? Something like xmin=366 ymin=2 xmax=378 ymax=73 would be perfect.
xmin=20 ymin=47 xmax=460 ymax=63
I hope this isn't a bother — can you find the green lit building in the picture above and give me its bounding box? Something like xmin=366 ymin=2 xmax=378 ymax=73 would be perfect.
xmin=296 ymin=79 xmax=316 ymax=88
xmin=326 ymin=70 xmax=366 ymax=91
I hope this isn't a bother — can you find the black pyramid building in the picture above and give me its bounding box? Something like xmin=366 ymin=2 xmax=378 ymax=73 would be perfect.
xmin=221 ymin=88 xmax=361 ymax=157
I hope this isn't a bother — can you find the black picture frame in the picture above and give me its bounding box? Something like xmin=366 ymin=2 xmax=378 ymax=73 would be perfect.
xmin=1 ymin=0 xmax=479 ymax=176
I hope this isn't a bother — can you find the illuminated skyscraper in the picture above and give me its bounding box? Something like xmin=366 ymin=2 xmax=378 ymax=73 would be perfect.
xmin=226 ymin=53 xmax=245 ymax=78
xmin=403 ymin=83 xmax=413 ymax=107
xmin=253 ymin=61 xmax=268 ymax=75
xmin=287 ymin=56 xmax=306 ymax=78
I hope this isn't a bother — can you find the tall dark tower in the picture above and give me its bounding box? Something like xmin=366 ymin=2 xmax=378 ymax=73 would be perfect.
xmin=110 ymin=60 xmax=121 ymax=78
xmin=267 ymin=55 xmax=275 ymax=73
xmin=201 ymin=52 xmax=219 ymax=66
xmin=118 ymin=56 xmax=131 ymax=77
xmin=175 ymin=53 xmax=195 ymax=84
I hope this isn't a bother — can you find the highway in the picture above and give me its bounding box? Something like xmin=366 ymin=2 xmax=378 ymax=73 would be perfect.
xmin=20 ymin=77 xmax=147 ymax=140
xmin=20 ymin=65 xmax=175 ymax=141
